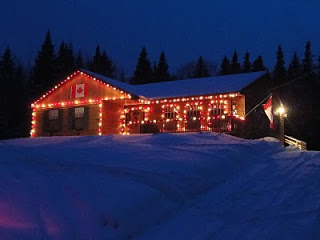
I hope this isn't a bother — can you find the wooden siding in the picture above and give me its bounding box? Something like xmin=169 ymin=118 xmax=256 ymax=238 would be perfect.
xmin=101 ymin=100 xmax=126 ymax=135
xmin=33 ymin=104 xmax=100 ymax=137
xmin=124 ymin=95 xmax=245 ymax=134
xmin=37 ymin=74 xmax=125 ymax=105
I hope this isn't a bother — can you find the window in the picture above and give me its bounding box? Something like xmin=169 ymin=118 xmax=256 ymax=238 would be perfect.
xmin=48 ymin=109 xmax=60 ymax=131
xmin=44 ymin=109 xmax=62 ymax=133
xmin=231 ymin=100 xmax=237 ymax=115
xmin=187 ymin=105 xmax=201 ymax=119
xmin=68 ymin=107 xmax=88 ymax=132
xmin=49 ymin=109 xmax=59 ymax=120
xmin=186 ymin=104 xmax=201 ymax=131
xmin=125 ymin=110 xmax=145 ymax=123
xmin=164 ymin=106 xmax=177 ymax=119
xmin=210 ymin=103 xmax=224 ymax=115
xmin=74 ymin=107 xmax=85 ymax=130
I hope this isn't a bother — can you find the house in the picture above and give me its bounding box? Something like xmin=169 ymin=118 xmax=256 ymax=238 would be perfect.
xmin=30 ymin=70 xmax=269 ymax=137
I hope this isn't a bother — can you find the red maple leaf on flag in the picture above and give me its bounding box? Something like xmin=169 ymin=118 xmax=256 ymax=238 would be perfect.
xmin=77 ymin=87 xmax=83 ymax=93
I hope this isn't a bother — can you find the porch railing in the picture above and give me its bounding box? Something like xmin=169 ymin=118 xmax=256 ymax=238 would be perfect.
xmin=284 ymin=135 xmax=307 ymax=150
xmin=138 ymin=116 xmax=245 ymax=134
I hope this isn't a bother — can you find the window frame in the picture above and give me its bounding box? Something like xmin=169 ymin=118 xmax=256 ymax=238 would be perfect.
xmin=73 ymin=107 xmax=85 ymax=130
xmin=186 ymin=105 xmax=201 ymax=119
xmin=44 ymin=109 xmax=62 ymax=133
xmin=164 ymin=106 xmax=177 ymax=119
xmin=69 ymin=106 xmax=89 ymax=131
xmin=210 ymin=103 xmax=225 ymax=115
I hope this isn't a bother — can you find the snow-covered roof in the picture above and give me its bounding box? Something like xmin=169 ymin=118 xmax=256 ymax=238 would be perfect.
xmin=80 ymin=69 xmax=138 ymax=95
xmin=81 ymin=69 xmax=266 ymax=99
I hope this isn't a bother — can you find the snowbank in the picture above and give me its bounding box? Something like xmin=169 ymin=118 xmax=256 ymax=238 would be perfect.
xmin=0 ymin=133 xmax=319 ymax=240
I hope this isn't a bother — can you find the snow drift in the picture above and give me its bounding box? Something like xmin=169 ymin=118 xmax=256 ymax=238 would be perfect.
xmin=0 ymin=133 xmax=319 ymax=240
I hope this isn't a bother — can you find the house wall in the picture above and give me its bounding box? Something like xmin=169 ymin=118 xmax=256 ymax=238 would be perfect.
xmin=31 ymin=71 xmax=135 ymax=137
xmin=32 ymin=93 xmax=245 ymax=137
xmin=101 ymin=100 xmax=125 ymax=135
xmin=124 ymin=94 xmax=245 ymax=134
xmin=33 ymin=104 xmax=100 ymax=137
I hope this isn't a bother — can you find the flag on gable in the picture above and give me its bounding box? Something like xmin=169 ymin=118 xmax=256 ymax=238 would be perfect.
xmin=262 ymin=95 xmax=274 ymax=129
xmin=71 ymin=84 xmax=88 ymax=98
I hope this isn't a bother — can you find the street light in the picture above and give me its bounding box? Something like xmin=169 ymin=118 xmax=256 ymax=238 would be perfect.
xmin=276 ymin=104 xmax=287 ymax=146
xmin=277 ymin=106 xmax=285 ymax=115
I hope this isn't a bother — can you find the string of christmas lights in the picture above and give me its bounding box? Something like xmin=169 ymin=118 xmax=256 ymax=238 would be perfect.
xmin=98 ymin=102 xmax=103 ymax=135
xmin=31 ymin=70 xmax=131 ymax=108
xmin=138 ymin=93 xmax=240 ymax=105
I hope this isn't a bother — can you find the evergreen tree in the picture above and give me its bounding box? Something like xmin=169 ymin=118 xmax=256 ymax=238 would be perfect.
xmin=153 ymin=61 xmax=157 ymax=75
xmin=242 ymin=51 xmax=252 ymax=73
xmin=0 ymin=47 xmax=15 ymax=116
xmin=0 ymin=47 xmax=26 ymax=138
xmin=65 ymin=43 xmax=75 ymax=72
xmin=287 ymin=52 xmax=301 ymax=79
xmin=57 ymin=41 xmax=67 ymax=64
xmin=252 ymin=56 xmax=266 ymax=72
xmin=317 ymin=55 xmax=320 ymax=81
xmin=10 ymin=64 xmax=26 ymax=137
xmin=56 ymin=42 xmax=75 ymax=81
xmin=101 ymin=51 xmax=115 ymax=78
xmin=0 ymin=47 xmax=14 ymax=138
xmin=154 ymin=51 xmax=170 ymax=82
xmin=193 ymin=56 xmax=210 ymax=78
xmin=302 ymin=41 xmax=314 ymax=77
xmin=175 ymin=61 xmax=196 ymax=79
xmin=0 ymin=47 xmax=15 ymax=79
xmin=220 ymin=56 xmax=231 ymax=75
xmin=32 ymin=30 xmax=56 ymax=96
xmin=89 ymin=44 xmax=102 ymax=72
xmin=93 ymin=44 xmax=102 ymax=69
xmin=273 ymin=45 xmax=287 ymax=86
xmin=75 ymin=50 xmax=84 ymax=69
xmin=130 ymin=46 xmax=153 ymax=84
xmin=89 ymin=44 xmax=115 ymax=78
xmin=230 ymin=50 xmax=241 ymax=74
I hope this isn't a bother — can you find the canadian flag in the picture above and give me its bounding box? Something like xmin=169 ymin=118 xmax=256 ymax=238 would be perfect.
xmin=262 ymin=95 xmax=274 ymax=129
xmin=70 ymin=84 xmax=88 ymax=98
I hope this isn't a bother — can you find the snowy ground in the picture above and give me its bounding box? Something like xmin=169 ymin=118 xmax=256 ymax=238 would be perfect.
xmin=0 ymin=133 xmax=319 ymax=240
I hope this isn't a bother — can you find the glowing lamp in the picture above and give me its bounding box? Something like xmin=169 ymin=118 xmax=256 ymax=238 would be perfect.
xmin=278 ymin=106 xmax=284 ymax=114
xmin=276 ymin=105 xmax=286 ymax=116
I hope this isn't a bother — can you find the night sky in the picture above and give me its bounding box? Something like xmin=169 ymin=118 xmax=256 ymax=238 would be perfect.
xmin=1 ymin=0 xmax=320 ymax=76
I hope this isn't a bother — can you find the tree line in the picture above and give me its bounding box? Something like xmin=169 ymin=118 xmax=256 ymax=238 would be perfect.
xmin=0 ymin=30 xmax=320 ymax=149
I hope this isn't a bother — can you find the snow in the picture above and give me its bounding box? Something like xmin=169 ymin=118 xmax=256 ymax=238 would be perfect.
xmin=81 ymin=69 xmax=266 ymax=99
xmin=0 ymin=133 xmax=319 ymax=240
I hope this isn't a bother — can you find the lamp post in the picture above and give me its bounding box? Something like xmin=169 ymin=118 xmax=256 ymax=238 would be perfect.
xmin=276 ymin=105 xmax=286 ymax=146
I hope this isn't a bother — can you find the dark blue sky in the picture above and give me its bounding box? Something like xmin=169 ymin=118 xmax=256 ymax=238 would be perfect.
xmin=1 ymin=0 xmax=320 ymax=76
